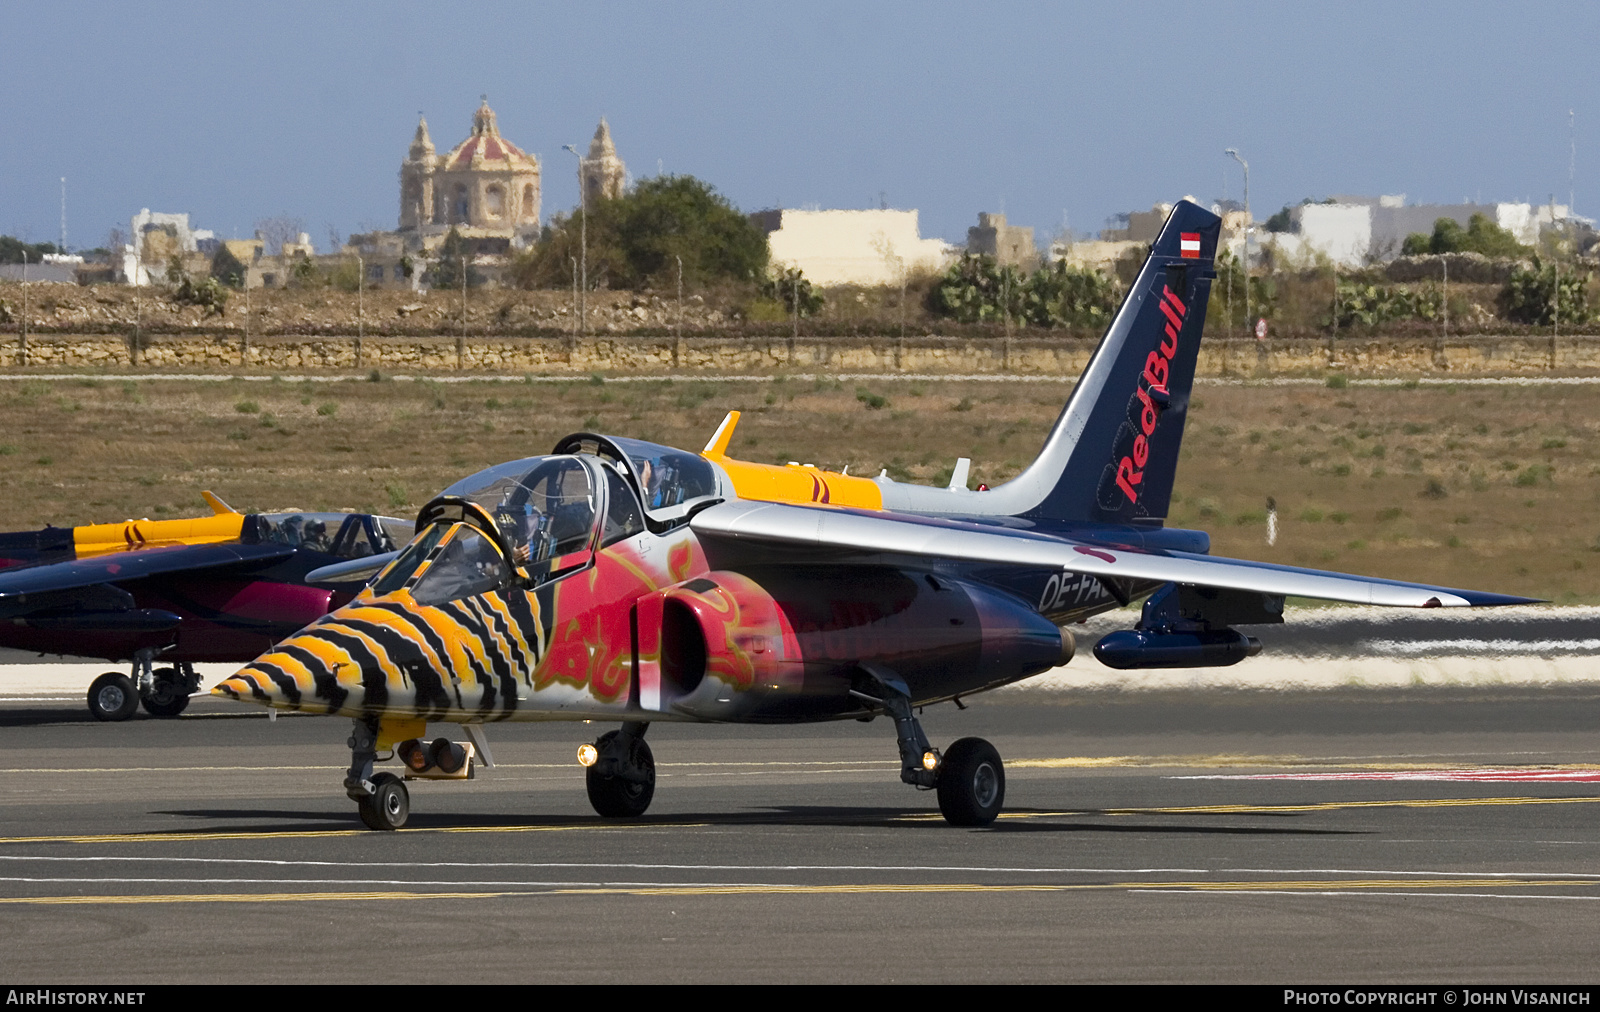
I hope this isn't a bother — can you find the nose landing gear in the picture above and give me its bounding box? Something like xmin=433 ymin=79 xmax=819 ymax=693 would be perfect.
xmin=345 ymin=716 xmax=413 ymax=831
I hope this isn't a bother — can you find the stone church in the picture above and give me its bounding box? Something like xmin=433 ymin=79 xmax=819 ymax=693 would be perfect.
xmin=347 ymin=99 xmax=627 ymax=286
xmin=398 ymin=99 xmax=545 ymax=255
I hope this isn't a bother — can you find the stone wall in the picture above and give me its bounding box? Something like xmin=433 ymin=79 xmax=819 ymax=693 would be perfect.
xmin=4 ymin=332 xmax=1598 ymax=376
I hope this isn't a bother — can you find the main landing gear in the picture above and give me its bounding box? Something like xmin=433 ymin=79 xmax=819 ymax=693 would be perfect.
xmin=87 ymin=654 xmax=200 ymax=721
xmin=579 ymin=721 xmax=655 ymax=818
xmin=854 ymin=666 xmax=1006 ymax=826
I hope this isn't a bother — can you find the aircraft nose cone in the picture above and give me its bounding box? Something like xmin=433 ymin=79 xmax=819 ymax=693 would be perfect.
xmin=212 ymin=630 xmax=353 ymax=713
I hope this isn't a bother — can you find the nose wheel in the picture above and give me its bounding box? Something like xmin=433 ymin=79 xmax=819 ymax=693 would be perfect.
xmin=357 ymin=773 xmax=410 ymax=831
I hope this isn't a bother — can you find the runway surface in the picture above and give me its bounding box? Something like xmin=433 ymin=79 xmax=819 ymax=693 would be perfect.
xmin=3 ymin=685 xmax=1600 ymax=984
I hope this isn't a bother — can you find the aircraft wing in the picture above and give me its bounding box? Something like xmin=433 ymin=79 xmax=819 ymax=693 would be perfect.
xmin=0 ymin=541 xmax=294 ymax=613
xmin=691 ymin=500 xmax=1537 ymax=608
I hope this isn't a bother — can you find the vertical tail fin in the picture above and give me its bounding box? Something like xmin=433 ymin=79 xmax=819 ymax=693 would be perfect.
xmin=987 ymin=200 xmax=1221 ymax=525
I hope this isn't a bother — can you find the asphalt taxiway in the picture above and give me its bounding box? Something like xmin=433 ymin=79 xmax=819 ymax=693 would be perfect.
xmin=2 ymin=684 xmax=1599 ymax=984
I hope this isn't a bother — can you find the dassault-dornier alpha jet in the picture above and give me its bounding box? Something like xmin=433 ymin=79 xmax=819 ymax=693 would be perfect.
xmin=215 ymin=201 xmax=1535 ymax=829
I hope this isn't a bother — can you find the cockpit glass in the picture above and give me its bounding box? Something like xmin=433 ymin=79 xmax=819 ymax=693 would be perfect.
xmin=439 ymin=456 xmax=597 ymax=566
xmin=254 ymin=512 xmax=399 ymax=558
xmin=368 ymin=523 xmax=446 ymax=597
xmin=602 ymin=466 xmax=645 ymax=545
xmin=607 ymin=438 xmax=719 ymax=512
xmin=411 ymin=526 xmax=507 ymax=606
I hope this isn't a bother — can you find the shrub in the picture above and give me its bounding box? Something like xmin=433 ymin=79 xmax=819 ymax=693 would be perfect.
xmin=855 ymin=387 xmax=888 ymax=410
xmin=1022 ymin=260 xmax=1119 ymax=328
xmin=760 ymin=267 xmax=824 ymax=318
xmin=1500 ymin=258 xmax=1591 ymax=325
xmin=1333 ymin=279 xmax=1440 ymax=328
xmin=1402 ymin=214 xmax=1530 ymax=258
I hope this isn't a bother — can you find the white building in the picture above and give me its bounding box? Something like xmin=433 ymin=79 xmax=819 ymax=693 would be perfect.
xmin=121 ymin=209 xmax=216 ymax=285
xmin=750 ymin=208 xmax=956 ymax=286
xmin=1264 ymin=195 xmax=1588 ymax=266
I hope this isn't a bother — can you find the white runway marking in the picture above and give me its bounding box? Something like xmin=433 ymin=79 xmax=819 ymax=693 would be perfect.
xmin=2 ymin=855 xmax=1598 ymax=880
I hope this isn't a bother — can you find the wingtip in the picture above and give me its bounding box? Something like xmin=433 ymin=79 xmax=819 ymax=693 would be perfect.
xmin=200 ymin=491 xmax=238 ymax=516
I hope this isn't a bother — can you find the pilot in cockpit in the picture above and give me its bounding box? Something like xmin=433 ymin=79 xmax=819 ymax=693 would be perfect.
xmin=493 ymin=495 xmax=541 ymax=567
xmin=636 ymin=457 xmax=677 ymax=510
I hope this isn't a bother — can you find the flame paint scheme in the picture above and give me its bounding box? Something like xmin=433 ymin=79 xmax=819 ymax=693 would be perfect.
xmin=214 ymin=201 xmax=1537 ymax=829
xmin=0 ymin=495 xmax=410 ymax=720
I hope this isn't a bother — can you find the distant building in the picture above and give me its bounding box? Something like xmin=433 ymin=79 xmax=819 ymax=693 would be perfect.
xmin=0 ymin=263 xmax=78 ymax=284
xmin=1048 ymin=238 xmax=1144 ymax=274
xmin=399 ymin=100 xmax=543 ymax=256
xmin=751 ymin=208 xmax=956 ymax=286
xmin=581 ymin=119 xmax=627 ymax=203
xmin=1265 ymin=194 xmax=1588 ymax=266
xmin=1099 ymin=204 xmax=1172 ymax=244
xmin=967 ymin=212 xmax=1037 ymax=269
xmin=122 ymin=209 xmax=216 ymax=286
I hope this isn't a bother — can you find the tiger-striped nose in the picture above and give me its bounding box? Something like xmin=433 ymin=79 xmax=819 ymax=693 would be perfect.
xmin=212 ymin=632 xmax=362 ymax=712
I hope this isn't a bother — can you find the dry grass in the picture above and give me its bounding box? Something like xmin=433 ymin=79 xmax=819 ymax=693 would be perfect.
xmin=0 ymin=376 xmax=1593 ymax=602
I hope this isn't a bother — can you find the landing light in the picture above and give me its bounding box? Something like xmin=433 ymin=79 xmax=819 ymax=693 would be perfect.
xmin=922 ymin=750 xmax=941 ymax=772
xmin=577 ymin=743 xmax=598 ymax=767
xmin=399 ymin=738 xmax=431 ymax=773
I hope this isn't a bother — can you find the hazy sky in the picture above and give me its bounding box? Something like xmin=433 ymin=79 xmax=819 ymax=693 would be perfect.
xmin=2 ymin=1 xmax=1595 ymax=252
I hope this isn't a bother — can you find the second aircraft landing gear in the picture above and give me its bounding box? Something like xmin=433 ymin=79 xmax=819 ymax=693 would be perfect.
xmin=87 ymin=672 xmax=138 ymax=722
xmin=853 ymin=665 xmax=1006 ymax=827
xmin=85 ymin=654 xmax=200 ymax=722
xmin=580 ymin=722 xmax=655 ymax=818
xmin=141 ymin=664 xmax=199 ymax=717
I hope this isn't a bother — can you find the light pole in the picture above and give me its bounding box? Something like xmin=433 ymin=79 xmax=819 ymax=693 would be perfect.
xmin=355 ymin=254 xmax=364 ymax=368
xmin=563 ymin=144 xmax=587 ymax=338
xmin=18 ymin=251 xmax=27 ymax=366
xmin=570 ymin=256 xmax=579 ymax=337
xmin=1225 ymin=148 xmax=1250 ymax=338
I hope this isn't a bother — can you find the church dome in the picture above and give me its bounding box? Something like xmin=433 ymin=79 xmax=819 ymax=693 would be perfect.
xmin=443 ymin=99 xmax=537 ymax=170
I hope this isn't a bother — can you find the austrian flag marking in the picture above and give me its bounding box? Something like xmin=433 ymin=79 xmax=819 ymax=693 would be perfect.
xmin=1179 ymin=233 xmax=1201 ymax=259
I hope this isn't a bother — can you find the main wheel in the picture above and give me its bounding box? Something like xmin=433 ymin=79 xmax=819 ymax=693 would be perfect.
xmin=140 ymin=667 xmax=191 ymax=718
xmin=87 ymin=672 xmax=139 ymax=722
xmin=936 ymin=737 xmax=1005 ymax=827
xmin=585 ymin=730 xmax=655 ymax=818
xmin=357 ymin=772 xmax=409 ymax=830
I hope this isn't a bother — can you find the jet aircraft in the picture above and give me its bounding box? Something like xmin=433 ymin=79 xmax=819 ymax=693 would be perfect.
xmin=214 ymin=201 xmax=1535 ymax=829
xmin=0 ymin=496 xmax=410 ymax=720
